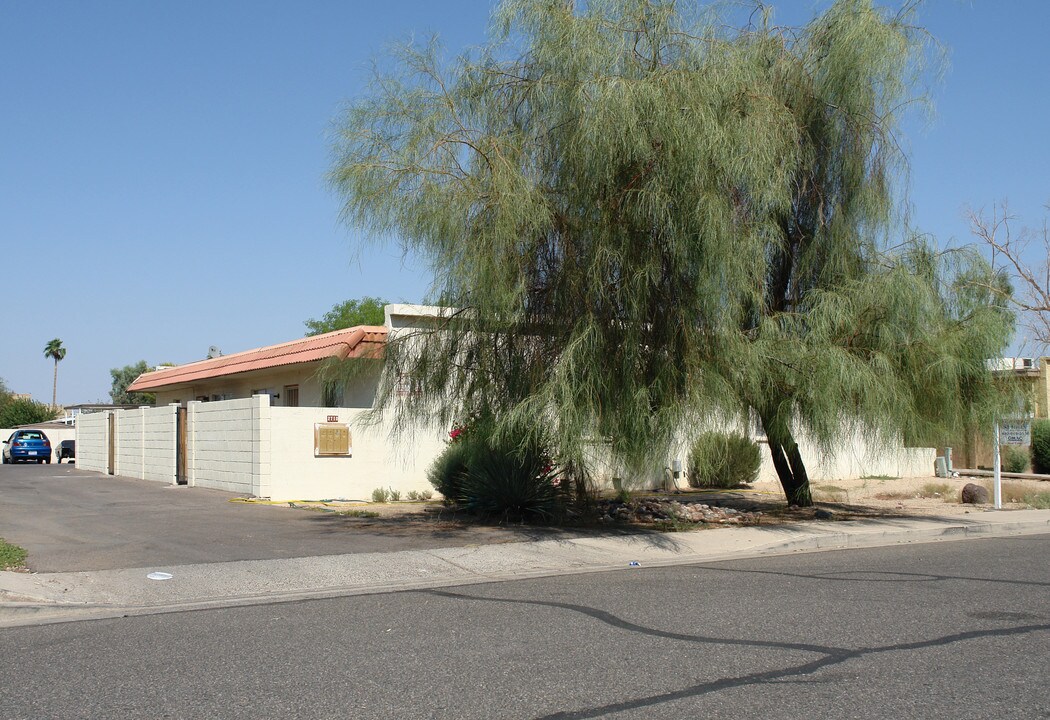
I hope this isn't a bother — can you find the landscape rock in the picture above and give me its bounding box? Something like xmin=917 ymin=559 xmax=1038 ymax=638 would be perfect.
xmin=960 ymin=483 xmax=989 ymax=504
xmin=595 ymin=497 xmax=762 ymax=527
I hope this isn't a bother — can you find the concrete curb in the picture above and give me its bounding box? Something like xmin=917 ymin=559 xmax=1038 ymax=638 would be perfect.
xmin=2 ymin=510 xmax=1048 ymax=628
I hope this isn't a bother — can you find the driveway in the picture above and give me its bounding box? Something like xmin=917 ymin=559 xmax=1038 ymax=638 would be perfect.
xmin=0 ymin=463 xmax=554 ymax=573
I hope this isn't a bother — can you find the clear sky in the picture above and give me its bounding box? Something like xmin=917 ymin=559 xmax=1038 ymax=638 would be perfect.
xmin=2 ymin=1 xmax=1047 ymax=404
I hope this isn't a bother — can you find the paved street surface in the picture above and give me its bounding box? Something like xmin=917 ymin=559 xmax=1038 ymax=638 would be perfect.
xmin=0 ymin=463 xmax=569 ymax=571
xmin=2 ymin=534 xmax=1047 ymax=719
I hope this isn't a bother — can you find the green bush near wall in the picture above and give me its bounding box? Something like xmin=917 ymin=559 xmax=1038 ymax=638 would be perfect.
xmin=687 ymin=432 xmax=761 ymax=489
xmin=1002 ymin=445 xmax=1029 ymax=474
xmin=1031 ymin=419 xmax=1050 ymax=475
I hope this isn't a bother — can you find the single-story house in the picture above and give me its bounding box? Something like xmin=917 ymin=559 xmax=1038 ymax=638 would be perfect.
xmin=77 ymin=303 xmax=934 ymax=499
xmin=75 ymin=305 xmax=452 ymax=500
xmin=127 ymin=326 xmax=387 ymax=408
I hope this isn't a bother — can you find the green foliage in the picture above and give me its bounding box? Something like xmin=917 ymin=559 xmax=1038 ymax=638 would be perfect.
xmin=428 ymin=417 xmax=562 ymax=521
xmin=1031 ymin=420 xmax=1050 ymax=474
xmin=387 ymin=487 xmax=402 ymax=501
xmin=458 ymin=431 xmax=561 ymax=522
xmin=337 ymin=509 xmax=380 ymax=518
xmin=330 ymin=0 xmax=1012 ymax=507
xmin=688 ymin=432 xmax=761 ymax=489
xmin=110 ymin=361 xmax=156 ymax=405
xmin=43 ymin=338 xmax=66 ymax=407
xmin=0 ymin=397 xmax=58 ymax=428
xmin=1001 ymin=445 xmax=1029 ymax=474
xmin=43 ymin=338 xmax=66 ymax=364
xmin=427 ymin=439 xmax=472 ymax=504
xmin=305 ymin=297 xmax=388 ymax=336
xmin=371 ymin=487 xmax=390 ymax=503
xmin=0 ymin=538 xmax=27 ymax=570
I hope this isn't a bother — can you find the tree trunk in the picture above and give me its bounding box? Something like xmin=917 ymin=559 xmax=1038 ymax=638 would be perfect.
xmin=761 ymin=415 xmax=813 ymax=507
xmin=52 ymin=360 xmax=58 ymax=408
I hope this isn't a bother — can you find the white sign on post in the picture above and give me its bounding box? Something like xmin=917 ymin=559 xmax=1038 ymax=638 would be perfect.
xmin=999 ymin=419 xmax=1032 ymax=446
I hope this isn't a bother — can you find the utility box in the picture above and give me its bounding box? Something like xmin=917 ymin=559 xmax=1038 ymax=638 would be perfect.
xmin=314 ymin=423 xmax=351 ymax=457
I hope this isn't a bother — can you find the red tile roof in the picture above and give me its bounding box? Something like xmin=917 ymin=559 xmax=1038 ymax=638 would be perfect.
xmin=128 ymin=326 xmax=387 ymax=392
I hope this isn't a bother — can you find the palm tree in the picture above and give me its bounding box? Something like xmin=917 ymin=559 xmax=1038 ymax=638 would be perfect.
xmin=43 ymin=338 xmax=66 ymax=408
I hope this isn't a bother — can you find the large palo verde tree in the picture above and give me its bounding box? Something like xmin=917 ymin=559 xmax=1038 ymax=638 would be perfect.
xmin=329 ymin=0 xmax=1012 ymax=505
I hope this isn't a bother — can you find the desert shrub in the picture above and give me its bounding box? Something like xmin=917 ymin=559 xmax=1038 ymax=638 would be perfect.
xmin=687 ymin=432 xmax=761 ymax=489
xmin=1001 ymin=445 xmax=1029 ymax=474
xmin=1031 ymin=420 xmax=1050 ymax=474
xmin=427 ymin=440 xmax=473 ymax=504
xmin=387 ymin=487 xmax=402 ymax=501
xmin=370 ymin=487 xmax=390 ymax=503
xmin=459 ymin=433 xmax=560 ymax=522
xmin=430 ymin=416 xmax=563 ymax=521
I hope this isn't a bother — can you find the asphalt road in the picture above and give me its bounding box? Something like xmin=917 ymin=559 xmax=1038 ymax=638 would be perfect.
xmin=2 ymin=535 xmax=1047 ymax=719
xmin=0 ymin=463 xmax=565 ymax=571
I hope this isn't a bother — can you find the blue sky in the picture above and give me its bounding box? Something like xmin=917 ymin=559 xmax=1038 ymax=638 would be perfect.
xmin=1 ymin=1 xmax=1048 ymax=404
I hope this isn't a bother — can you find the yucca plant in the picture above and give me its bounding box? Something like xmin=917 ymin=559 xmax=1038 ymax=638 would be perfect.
xmin=459 ymin=437 xmax=561 ymax=522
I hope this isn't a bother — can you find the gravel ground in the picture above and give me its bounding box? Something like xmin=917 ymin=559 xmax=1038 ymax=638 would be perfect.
xmin=272 ymin=472 xmax=1050 ymax=531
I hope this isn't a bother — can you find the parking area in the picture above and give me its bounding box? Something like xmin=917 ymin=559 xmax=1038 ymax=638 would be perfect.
xmin=0 ymin=463 xmax=532 ymax=573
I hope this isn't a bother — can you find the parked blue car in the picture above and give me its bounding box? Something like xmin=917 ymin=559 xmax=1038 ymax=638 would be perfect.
xmin=2 ymin=430 xmax=52 ymax=464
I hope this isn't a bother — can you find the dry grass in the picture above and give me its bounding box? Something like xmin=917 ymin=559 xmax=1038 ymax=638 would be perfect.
xmin=812 ymin=484 xmax=849 ymax=502
xmin=983 ymin=481 xmax=1050 ymax=509
xmin=873 ymin=491 xmax=914 ymax=500
xmin=919 ymin=482 xmax=953 ymax=499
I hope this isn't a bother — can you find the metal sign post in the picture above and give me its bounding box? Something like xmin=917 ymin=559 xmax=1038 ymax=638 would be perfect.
xmin=993 ymin=422 xmax=1002 ymax=510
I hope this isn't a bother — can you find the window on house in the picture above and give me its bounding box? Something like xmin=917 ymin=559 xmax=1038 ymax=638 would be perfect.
xmin=283 ymin=385 xmax=299 ymax=407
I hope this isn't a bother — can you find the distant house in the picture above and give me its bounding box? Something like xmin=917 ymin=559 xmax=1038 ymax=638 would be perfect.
xmin=990 ymin=357 xmax=1050 ymax=420
xmin=127 ymin=326 xmax=388 ymax=409
xmin=953 ymin=356 xmax=1050 ymax=470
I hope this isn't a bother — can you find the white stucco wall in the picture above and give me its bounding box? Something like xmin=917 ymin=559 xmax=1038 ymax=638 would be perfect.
xmin=267 ymin=407 xmax=447 ymax=501
xmin=755 ymin=430 xmax=935 ymax=485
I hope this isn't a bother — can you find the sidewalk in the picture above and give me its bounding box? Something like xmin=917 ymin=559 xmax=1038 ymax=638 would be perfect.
xmin=2 ymin=509 xmax=1048 ymax=627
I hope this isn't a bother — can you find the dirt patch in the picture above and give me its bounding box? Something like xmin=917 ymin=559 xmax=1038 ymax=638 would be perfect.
xmin=242 ymin=473 xmax=1049 ymax=533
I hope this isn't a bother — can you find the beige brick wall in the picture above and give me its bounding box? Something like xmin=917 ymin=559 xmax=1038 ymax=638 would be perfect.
xmin=75 ymin=412 xmax=110 ymax=473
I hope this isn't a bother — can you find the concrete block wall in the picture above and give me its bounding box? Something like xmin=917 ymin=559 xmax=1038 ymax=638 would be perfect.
xmin=187 ymin=397 xmax=263 ymax=496
xmin=140 ymin=406 xmax=177 ymax=483
xmin=75 ymin=412 xmax=109 ymax=473
xmin=115 ymin=410 xmax=144 ymax=479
